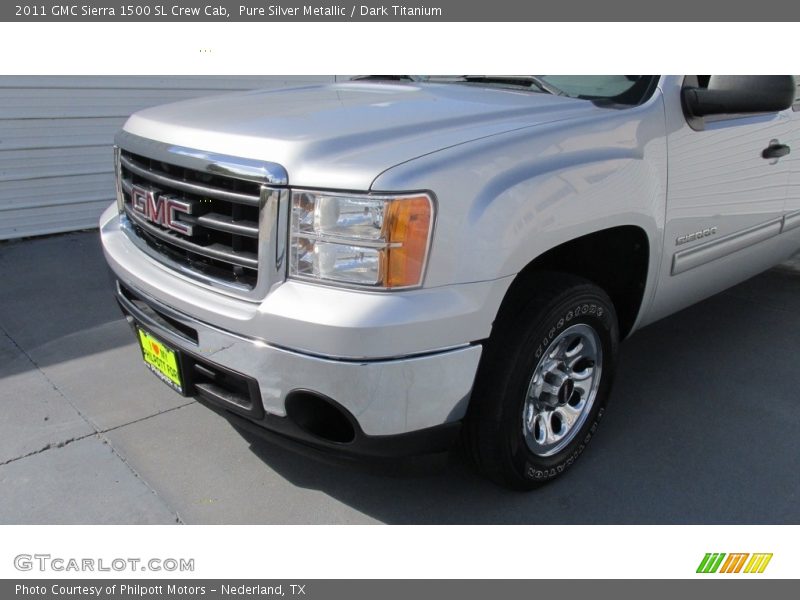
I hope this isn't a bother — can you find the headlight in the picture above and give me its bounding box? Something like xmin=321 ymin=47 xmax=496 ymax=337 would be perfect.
xmin=289 ymin=190 xmax=434 ymax=289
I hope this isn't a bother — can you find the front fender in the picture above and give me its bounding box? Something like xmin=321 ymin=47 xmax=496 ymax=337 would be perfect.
xmin=371 ymin=92 xmax=668 ymax=301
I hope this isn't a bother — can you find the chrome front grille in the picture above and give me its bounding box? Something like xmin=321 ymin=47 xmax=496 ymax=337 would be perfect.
xmin=114 ymin=131 xmax=289 ymax=301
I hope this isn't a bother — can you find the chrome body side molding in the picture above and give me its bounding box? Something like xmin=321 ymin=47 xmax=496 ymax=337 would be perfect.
xmin=672 ymin=218 xmax=784 ymax=275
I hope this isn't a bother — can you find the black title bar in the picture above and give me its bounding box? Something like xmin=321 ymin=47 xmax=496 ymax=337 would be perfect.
xmin=5 ymin=0 xmax=800 ymax=21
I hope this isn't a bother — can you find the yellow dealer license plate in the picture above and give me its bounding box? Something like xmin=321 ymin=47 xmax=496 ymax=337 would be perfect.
xmin=137 ymin=328 xmax=184 ymax=394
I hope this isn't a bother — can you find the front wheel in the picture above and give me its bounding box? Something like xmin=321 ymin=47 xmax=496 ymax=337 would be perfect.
xmin=465 ymin=273 xmax=619 ymax=490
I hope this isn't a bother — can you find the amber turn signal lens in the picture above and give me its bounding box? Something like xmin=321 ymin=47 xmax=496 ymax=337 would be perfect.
xmin=384 ymin=195 xmax=433 ymax=288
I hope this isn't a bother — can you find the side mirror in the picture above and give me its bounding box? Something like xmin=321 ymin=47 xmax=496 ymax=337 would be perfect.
xmin=683 ymin=75 xmax=796 ymax=119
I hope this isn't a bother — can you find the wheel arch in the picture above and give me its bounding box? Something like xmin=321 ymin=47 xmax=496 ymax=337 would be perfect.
xmin=494 ymin=225 xmax=650 ymax=340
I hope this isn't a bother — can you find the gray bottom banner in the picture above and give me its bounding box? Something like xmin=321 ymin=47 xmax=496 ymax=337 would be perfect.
xmin=4 ymin=580 xmax=798 ymax=600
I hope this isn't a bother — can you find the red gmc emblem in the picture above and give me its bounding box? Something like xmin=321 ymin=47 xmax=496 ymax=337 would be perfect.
xmin=130 ymin=185 xmax=194 ymax=236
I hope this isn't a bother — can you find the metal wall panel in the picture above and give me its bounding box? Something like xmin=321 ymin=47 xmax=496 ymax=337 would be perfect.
xmin=0 ymin=76 xmax=338 ymax=240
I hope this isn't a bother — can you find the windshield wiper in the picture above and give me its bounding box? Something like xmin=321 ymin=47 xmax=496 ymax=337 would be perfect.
xmin=456 ymin=76 xmax=567 ymax=96
xmin=526 ymin=76 xmax=567 ymax=96
xmin=351 ymin=75 xmax=568 ymax=97
xmin=351 ymin=75 xmax=420 ymax=82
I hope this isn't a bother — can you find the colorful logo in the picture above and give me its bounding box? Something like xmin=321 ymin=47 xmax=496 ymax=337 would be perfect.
xmin=696 ymin=553 xmax=773 ymax=574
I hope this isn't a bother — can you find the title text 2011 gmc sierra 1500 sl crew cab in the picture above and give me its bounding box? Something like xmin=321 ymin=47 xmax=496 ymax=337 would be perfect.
xmin=100 ymin=75 xmax=799 ymax=489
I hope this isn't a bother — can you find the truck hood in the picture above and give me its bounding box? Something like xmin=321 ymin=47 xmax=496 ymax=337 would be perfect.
xmin=123 ymin=82 xmax=603 ymax=189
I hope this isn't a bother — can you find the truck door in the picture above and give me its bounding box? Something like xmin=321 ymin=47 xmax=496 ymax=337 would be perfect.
xmin=644 ymin=75 xmax=794 ymax=325
xmin=783 ymin=78 xmax=800 ymax=231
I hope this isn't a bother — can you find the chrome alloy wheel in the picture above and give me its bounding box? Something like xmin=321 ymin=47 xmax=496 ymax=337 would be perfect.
xmin=522 ymin=323 xmax=603 ymax=457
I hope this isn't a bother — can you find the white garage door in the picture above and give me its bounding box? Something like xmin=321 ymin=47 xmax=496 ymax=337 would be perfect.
xmin=0 ymin=76 xmax=339 ymax=240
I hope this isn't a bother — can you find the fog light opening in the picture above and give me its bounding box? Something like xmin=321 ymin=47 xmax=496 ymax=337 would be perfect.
xmin=285 ymin=391 xmax=357 ymax=444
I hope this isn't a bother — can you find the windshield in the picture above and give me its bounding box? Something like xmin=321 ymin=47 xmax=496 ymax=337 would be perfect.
xmin=353 ymin=75 xmax=658 ymax=106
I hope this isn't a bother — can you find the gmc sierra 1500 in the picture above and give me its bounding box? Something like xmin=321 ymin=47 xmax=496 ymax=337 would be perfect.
xmin=100 ymin=75 xmax=799 ymax=489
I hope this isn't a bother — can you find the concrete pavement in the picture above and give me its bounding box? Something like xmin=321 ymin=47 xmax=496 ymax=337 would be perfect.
xmin=1 ymin=231 xmax=798 ymax=524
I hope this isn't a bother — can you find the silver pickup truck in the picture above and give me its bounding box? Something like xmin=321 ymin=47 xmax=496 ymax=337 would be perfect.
xmin=100 ymin=75 xmax=799 ymax=489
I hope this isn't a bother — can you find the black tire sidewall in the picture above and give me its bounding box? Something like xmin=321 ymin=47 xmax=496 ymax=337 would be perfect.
xmin=499 ymin=288 xmax=618 ymax=485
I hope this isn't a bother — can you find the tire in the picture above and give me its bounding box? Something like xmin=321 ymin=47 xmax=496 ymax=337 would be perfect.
xmin=465 ymin=272 xmax=619 ymax=490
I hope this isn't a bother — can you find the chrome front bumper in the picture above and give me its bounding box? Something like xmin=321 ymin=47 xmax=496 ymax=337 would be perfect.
xmin=115 ymin=279 xmax=482 ymax=444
